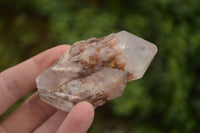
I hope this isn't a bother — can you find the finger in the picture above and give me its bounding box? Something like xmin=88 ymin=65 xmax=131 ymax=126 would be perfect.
xmin=56 ymin=102 xmax=94 ymax=133
xmin=34 ymin=111 xmax=67 ymax=133
xmin=0 ymin=126 xmax=6 ymax=133
xmin=0 ymin=92 xmax=56 ymax=133
xmin=0 ymin=45 xmax=70 ymax=115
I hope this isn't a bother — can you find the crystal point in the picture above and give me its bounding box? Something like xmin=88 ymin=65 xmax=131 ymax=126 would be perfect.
xmin=36 ymin=31 xmax=157 ymax=112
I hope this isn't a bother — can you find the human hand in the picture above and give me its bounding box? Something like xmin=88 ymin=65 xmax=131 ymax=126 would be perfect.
xmin=0 ymin=45 xmax=94 ymax=133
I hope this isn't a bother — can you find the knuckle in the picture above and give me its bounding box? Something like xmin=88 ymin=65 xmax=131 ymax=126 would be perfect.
xmin=0 ymin=71 xmax=22 ymax=100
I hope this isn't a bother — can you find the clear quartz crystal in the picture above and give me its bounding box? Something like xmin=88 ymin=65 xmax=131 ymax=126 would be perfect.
xmin=36 ymin=31 xmax=157 ymax=112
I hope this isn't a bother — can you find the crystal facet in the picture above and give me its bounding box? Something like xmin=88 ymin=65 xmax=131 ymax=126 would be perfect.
xmin=36 ymin=31 xmax=157 ymax=112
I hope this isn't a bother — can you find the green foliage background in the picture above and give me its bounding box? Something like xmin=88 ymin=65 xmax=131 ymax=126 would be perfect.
xmin=0 ymin=0 xmax=200 ymax=132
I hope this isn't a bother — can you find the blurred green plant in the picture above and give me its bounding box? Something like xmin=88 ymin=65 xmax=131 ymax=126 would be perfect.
xmin=0 ymin=0 xmax=200 ymax=132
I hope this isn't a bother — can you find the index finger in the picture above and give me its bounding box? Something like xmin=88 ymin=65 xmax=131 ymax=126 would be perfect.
xmin=0 ymin=45 xmax=70 ymax=115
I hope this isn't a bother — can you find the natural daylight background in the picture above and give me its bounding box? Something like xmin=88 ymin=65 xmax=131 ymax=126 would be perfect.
xmin=0 ymin=0 xmax=200 ymax=132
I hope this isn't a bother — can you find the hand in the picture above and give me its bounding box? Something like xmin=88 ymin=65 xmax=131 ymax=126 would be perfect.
xmin=0 ymin=45 xmax=94 ymax=133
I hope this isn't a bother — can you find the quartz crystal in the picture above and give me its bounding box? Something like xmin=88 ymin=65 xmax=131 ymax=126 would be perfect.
xmin=36 ymin=31 xmax=157 ymax=112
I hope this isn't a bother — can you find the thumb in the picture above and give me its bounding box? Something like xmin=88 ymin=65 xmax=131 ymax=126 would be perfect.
xmin=56 ymin=102 xmax=94 ymax=133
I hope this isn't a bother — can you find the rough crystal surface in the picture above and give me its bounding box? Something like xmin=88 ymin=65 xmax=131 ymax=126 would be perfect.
xmin=36 ymin=31 xmax=157 ymax=112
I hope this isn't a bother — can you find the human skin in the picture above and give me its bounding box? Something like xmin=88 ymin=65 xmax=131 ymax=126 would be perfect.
xmin=0 ymin=45 xmax=94 ymax=133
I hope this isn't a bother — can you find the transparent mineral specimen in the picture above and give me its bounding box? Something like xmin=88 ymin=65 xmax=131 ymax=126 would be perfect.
xmin=36 ymin=31 xmax=157 ymax=112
